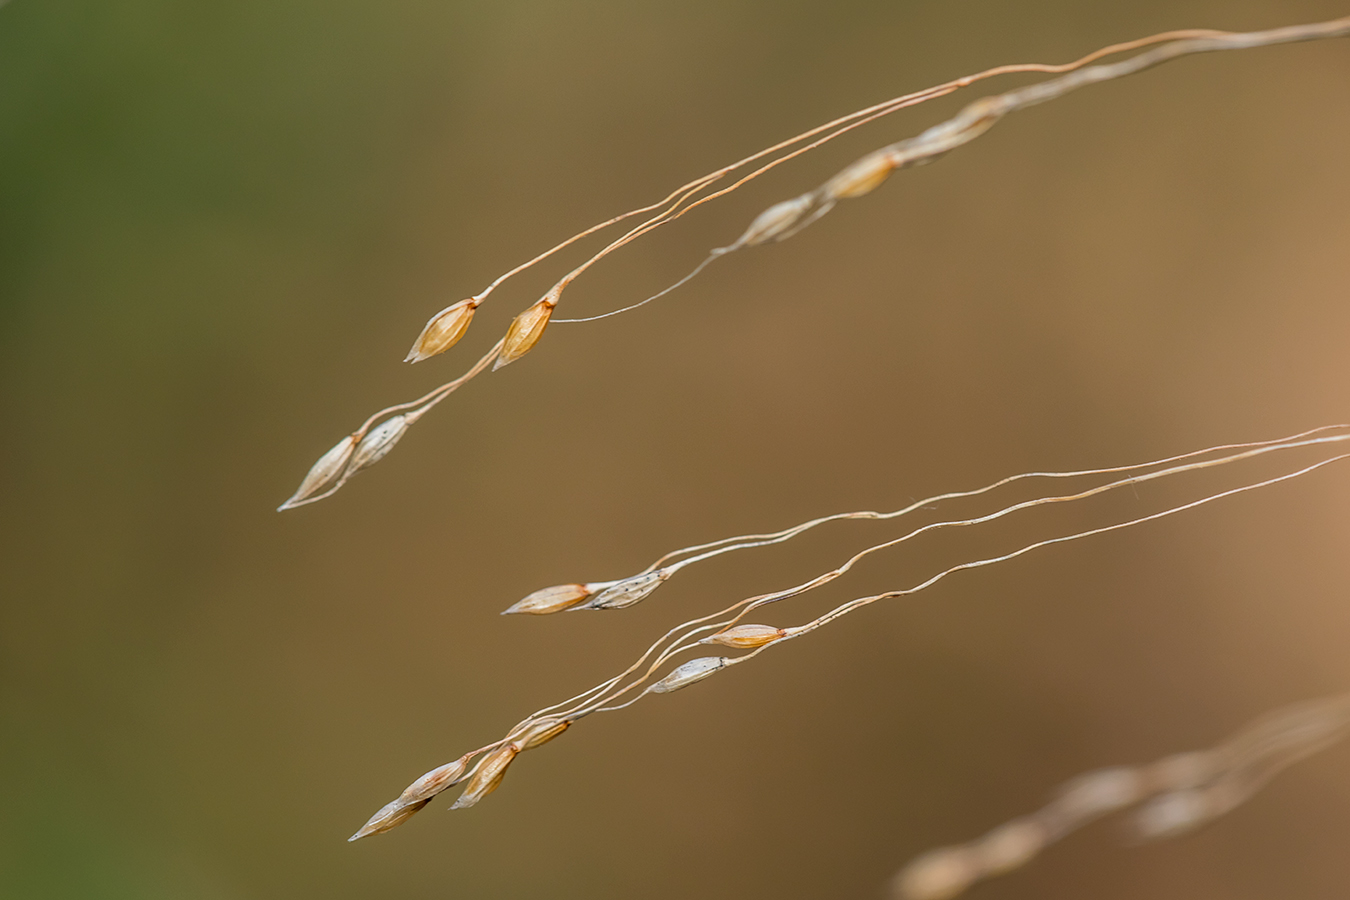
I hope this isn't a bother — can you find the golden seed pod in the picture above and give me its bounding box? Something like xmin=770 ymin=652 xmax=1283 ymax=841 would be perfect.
xmin=349 ymin=415 xmax=410 ymax=473
xmin=513 ymin=718 xmax=570 ymax=751
xmin=893 ymin=848 xmax=978 ymax=900
xmin=493 ymin=298 xmax=554 ymax=370
xmin=825 ymin=150 xmax=897 ymax=201
xmin=348 ymin=797 xmax=430 ymax=842
xmin=405 ymin=299 xmax=477 ymax=363
xmin=705 ymin=624 xmax=786 ymax=649
xmin=399 ymin=757 xmax=471 ymax=804
xmin=649 ymin=656 xmax=727 ymax=694
xmin=734 ymin=194 xmax=813 ymax=247
xmin=583 ymin=570 xmax=670 ymax=610
xmin=502 ymin=583 xmax=593 ymax=615
xmin=278 ymin=434 xmax=356 ymax=510
xmin=450 ymin=744 xmax=519 ymax=810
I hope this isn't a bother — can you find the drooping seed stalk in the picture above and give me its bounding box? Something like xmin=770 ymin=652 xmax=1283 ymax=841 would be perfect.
xmin=285 ymin=19 xmax=1350 ymax=509
xmin=349 ymin=427 xmax=1350 ymax=837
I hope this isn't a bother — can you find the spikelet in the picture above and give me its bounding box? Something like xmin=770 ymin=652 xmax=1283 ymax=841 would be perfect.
xmin=450 ymin=744 xmax=519 ymax=809
xmin=703 ymin=624 xmax=786 ymax=649
xmin=514 ymin=718 xmax=570 ymax=750
xmin=582 ymin=570 xmax=670 ymax=610
xmin=649 ymin=656 xmax=728 ymax=694
xmin=494 ymin=298 xmax=555 ymax=370
xmin=278 ymin=435 xmax=356 ymax=510
xmin=348 ymin=797 xmax=431 ymax=842
xmin=399 ymin=757 xmax=471 ymax=804
xmin=734 ymin=195 xmax=814 ymax=247
xmin=349 ymin=415 xmax=410 ymax=473
xmin=502 ymin=583 xmax=594 ymax=615
xmin=406 ymin=299 xmax=477 ymax=363
xmin=824 ymin=150 xmax=897 ymax=200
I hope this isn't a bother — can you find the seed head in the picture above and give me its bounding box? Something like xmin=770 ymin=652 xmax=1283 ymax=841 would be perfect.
xmin=825 ymin=150 xmax=896 ymax=200
xmin=406 ymin=299 xmax=477 ymax=363
xmin=494 ymin=297 xmax=555 ymax=370
xmin=502 ymin=583 xmax=594 ymax=615
xmin=704 ymin=624 xmax=786 ymax=649
xmin=348 ymin=797 xmax=430 ymax=842
xmin=279 ymin=434 xmax=356 ymax=510
xmin=450 ymin=744 xmax=519 ymax=809
xmin=582 ymin=570 xmax=671 ymax=610
xmin=514 ymin=718 xmax=570 ymax=751
xmin=649 ymin=656 xmax=728 ymax=694
xmin=734 ymin=195 xmax=814 ymax=247
xmin=399 ymin=756 xmax=471 ymax=804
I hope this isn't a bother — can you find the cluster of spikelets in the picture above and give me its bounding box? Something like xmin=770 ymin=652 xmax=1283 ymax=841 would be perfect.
xmin=280 ymin=16 xmax=1350 ymax=513
xmin=894 ymin=692 xmax=1350 ymax=899
xmin=272 ymin=14 xmax=1350 ymax=882
xmin=346 ymin=426 xmax=1350 ymax=840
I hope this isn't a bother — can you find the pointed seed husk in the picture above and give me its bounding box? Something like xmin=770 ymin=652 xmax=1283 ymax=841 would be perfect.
xmin=503 ymin=583 xmax=593 ymax=615
xmin=705 ymin=624 xmax=786 ymax=649
xmin=349 ymin=415 xmax=409 ymax=473
xmin=514 ymin=719 xmax=570 ymax=751
xmin=406 ymin=299 xmax=477 ymax=363
xmin=348 ymin=797 xmax=430 ymax=841
xmin=450 ymin=744 xmax=519 ymax=809
xmin=583 ymin=570 xmax=670 ymax=610
xmin=649 ymin=656 xmax=727 ymax=694
xmin=279 ymin=434 xmax=356 ymax=510
xmin=825 ymin=150 xmax=896 ymax=200
xmin=735 ymin=195 xmax=813 ymax=246
xmin=399 ymin=757 xmax=471 ymax=804
xmin=494 ymin=299 xmax=554 ymax=370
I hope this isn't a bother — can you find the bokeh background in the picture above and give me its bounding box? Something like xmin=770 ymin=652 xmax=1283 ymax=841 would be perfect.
xmin=3 ymin=1 xmax=1350 ymax=897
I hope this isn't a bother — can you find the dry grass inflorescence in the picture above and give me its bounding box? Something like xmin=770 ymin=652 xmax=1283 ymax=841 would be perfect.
xmin=276 ymin=11 xmax=1350 ymax=892
xmin=893 ymin=692 xmax=1350 ymax=899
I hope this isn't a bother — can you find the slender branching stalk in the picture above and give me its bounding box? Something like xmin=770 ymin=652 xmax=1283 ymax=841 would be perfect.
xmin=893 ymin=692 xmax=1350 ymax=900
xmin=349 ymin=427 xmax=1350 ymax=839
xmin=280 ymin=16 xmax=1350 ymax=510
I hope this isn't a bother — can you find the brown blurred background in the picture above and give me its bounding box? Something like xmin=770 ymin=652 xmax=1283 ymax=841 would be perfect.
xmin=2 ymin=1 xmax=1350 ymax=897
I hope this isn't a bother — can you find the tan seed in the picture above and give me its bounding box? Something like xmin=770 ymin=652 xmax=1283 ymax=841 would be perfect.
xmin=514 ymin=719 xmax=570 ymax=751
xmin=279 ymin=434 xmax=356 ymax=510
xmin=493 ymin=298 xmax=554 ymax=370
xmin=348 ymin=797 xmax=430 ymax=842
xmin=825 ymin=150 xmax=896 ymax=200
xmin=406 ymin=299 xmax=477 ymax=363
xmin=649 ymin=656 xmax=727 ymax=694
xmin=349 ymin=415 xmax=409 ymax=473
xmin=450 ymin=744 xmax=519 ymax=809
xmin=502 ymin=583 xmax=593 ymax=615
xmin=399 ymin=756 xmax=471 ymax=804
xmin=734 ymin=195 xmax=813 ymax=247
xmin=584 ymin=570 xmax=670 ymax=610
xmin=705 ymin=624 xmax=786 ymax=649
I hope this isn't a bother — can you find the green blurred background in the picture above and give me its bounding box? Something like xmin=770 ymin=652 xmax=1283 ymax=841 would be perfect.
xmin=3 ymin=1 xmax=1350 ymax=897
